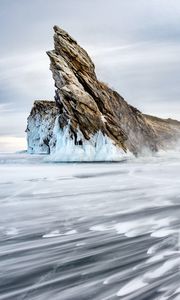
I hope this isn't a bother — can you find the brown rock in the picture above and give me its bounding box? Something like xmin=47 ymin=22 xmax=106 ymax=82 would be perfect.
xmin=47 ymin=26 xmax=159 ymax=155
xmin=27 ymin=26 xmax=180 ymax=157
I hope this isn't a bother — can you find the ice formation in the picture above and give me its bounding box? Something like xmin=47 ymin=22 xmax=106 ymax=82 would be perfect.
xmin=27 ymin=115 xmax=52 ymax=154
xmin=27 ymin=105 xmax=129 ymax=161
xmin=26 ymin=101 xmax=58 ymax=154
xmin=49 ymin=118 xmax=128 ymax=162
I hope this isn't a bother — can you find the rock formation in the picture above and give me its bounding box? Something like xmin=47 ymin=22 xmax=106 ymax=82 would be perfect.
xmin=26 ymin=26 xmax=180 ymax=160
xmin=144 ymin=114 xmax=180 ymax=149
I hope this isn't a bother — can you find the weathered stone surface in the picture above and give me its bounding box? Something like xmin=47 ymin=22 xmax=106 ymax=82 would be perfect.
xmin=46 ymin=26 xmax=159 ymax=155
xmin=27 ymin=26 xmax=180 ymax=157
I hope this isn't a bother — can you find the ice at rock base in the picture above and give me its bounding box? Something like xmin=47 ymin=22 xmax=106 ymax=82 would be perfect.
xmin=48 ymin=118 xmax=130 ymax=162
xmin=27 ymin=112 xmax=54 ymax=154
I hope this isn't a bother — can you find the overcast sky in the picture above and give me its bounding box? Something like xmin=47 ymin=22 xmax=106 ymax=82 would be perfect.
xmin=0 ymin=0 xmax=180 ymax=151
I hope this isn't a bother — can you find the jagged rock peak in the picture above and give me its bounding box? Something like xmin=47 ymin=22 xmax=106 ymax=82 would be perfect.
xmin=26 ymin=26 xmax=180 ymax=160
xmin=46 ymin=25 xmax=159 ymax=155
xmin=49 ymin=25 xmax=96 ymax=79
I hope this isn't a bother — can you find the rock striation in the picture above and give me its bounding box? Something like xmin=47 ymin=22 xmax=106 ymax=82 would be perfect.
xmin=27 ymin=26 xmax=180 ymax=160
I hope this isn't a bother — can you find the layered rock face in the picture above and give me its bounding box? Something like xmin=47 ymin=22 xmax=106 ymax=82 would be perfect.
xmin=46 ymin=26 xmax=158 ymax=155
xmin=27 ymin=26 xmax=180 ymax=160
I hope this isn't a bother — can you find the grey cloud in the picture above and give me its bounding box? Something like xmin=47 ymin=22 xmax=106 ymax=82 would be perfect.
xmin=0 ymin=111 xmax=27 ymax=137
xmin=0 ymin=0 xmax=180 ymax=142
xmin=90 ymin=41 xmax=180 ymax=117
xmin=0 ymin=51 xmax=54 ymax=111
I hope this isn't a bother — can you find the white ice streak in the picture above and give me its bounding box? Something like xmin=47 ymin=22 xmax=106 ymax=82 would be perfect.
xmin=144 ymin=257 xmax=180 ymax=279
xmin=42 ymin=230 xmax=61 ymax=238
xmin=146 ymin=250 xmax=179 ymax=264
xmin=76 ymin=242 xmax=86 ymax=247
xmin=89 ymin=216 xmax=177 ymax=238
xmin=90 ymin=225 xmax=109 ymax=232
xmin=151 ymin=228 xmax=176 ymax=237
xmin=42 ymin=229 xmax=77 ymax=238
xmin=65 ymin=230 xmax=77 ymax=235
xmin=117 ymin=277 xmax=148 ymax=296
xmin=6 ymin=227 xmax=19 ymax=236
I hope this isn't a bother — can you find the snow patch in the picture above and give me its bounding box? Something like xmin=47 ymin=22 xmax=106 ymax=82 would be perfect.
xmin=101 ymin=115 xmax=107 ymax=123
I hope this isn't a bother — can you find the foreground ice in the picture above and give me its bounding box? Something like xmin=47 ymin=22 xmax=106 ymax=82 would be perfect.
xmin=0 ymin=151 xmax=180 ymax=300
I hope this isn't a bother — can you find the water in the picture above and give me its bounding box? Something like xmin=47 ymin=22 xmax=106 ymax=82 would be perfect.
xmin=0 ymin=152 xmax=180 ymax=300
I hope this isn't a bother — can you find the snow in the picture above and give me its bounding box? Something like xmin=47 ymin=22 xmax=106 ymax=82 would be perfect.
xmin=101 ymin=115 xmax=107 ymax=123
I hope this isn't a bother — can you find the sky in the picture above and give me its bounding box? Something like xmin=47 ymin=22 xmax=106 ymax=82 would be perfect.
xmin=0 ymin=0 xmax=180 ymax=151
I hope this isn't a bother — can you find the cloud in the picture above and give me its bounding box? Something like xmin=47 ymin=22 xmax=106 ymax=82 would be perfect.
xmin=88 ymin=40 xmax=180 ymax=117
xmin=0 ymin=0 xmax=180 ymax=149
xmin=0 ymin=51 xmax=54 ymax=109
xmin=0 ymin=136 xmax=26 ymax=153
xmin=0 ymin=110 xmax=27 ymax=136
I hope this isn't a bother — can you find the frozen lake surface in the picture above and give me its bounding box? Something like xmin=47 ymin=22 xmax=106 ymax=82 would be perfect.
xmin=0 ymin=152 xmax=180 ymax=300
